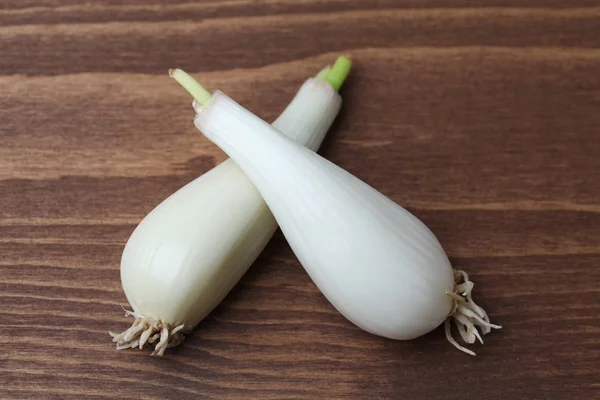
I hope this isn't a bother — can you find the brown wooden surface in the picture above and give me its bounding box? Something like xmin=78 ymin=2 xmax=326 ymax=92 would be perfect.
xmin=1 ymin=1 xmax=600 ymax=399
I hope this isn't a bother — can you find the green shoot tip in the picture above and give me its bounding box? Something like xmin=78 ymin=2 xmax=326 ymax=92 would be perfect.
xmin=319 ymin=55 xmax=351 ymax=91
xmin=315 ymin=66 xmax=331 ymax=81
xmin=169 ymin=68 xmax=212 ymax=107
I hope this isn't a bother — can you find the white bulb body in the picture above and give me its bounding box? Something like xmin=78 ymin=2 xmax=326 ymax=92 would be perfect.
xmin=120 ymin=79 xmax=342 ymax=328
xmin=195 ymin=94 xmax=455 ymax=339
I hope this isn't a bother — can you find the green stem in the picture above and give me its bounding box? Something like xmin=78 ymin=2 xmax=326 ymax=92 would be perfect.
xmin=171 ymin=56 xmax=351 ymax=105
xmin=169 ymin=69 xmax=212 ymax=107
xmin=315 ymin=66 xmax=332 ymax=81
xmin=318 ymin=55 xmax=352 ymax=92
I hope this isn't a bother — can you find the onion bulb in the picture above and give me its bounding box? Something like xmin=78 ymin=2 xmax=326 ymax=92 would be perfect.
xmin=110 ymin=57 xmax=350 ymax=355
xmin=179 ymin=71 xmax=500 ymax=355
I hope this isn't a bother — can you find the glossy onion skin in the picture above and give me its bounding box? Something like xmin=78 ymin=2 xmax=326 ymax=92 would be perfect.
xmin=120 ymin=79 xmax=342 ymax=328
xmin=195 ymin=94 xmax=455 ymax=340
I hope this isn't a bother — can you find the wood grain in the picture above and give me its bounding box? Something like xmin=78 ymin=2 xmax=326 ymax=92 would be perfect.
xmin=1 ymin=1 xmax=599 ymax=399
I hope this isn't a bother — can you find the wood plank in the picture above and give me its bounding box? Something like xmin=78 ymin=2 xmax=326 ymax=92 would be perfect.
xmin=3 ymin=1 xmax=600 ymax=27
xmin=2 ymin=9 xmax=600 ymax=75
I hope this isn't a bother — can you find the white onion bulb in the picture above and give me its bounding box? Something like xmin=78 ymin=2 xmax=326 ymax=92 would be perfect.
xmin=110 ymin=62 xmax=347 ymax=355
xmin=193 ymin=91 xmax=501 ymax=355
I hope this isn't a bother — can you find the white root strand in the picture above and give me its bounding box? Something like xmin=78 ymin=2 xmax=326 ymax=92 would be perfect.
xmin=109 ymin=310 xmax=191 ymax=356
xmin=444 ymin=319 xmax=476 ymax=356
xmin=444 ymin=269 xmax=501 ymax=356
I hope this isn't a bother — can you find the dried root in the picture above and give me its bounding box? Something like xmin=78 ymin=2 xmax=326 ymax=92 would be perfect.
xmin=109 ymin=310 xmax=192 ymax=356
xmin=445 ymin=270 xmax=501 ymax=356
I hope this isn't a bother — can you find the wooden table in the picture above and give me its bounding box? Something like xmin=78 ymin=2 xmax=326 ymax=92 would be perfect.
xmin=2 ymin=1 xmax=599 ymax=399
